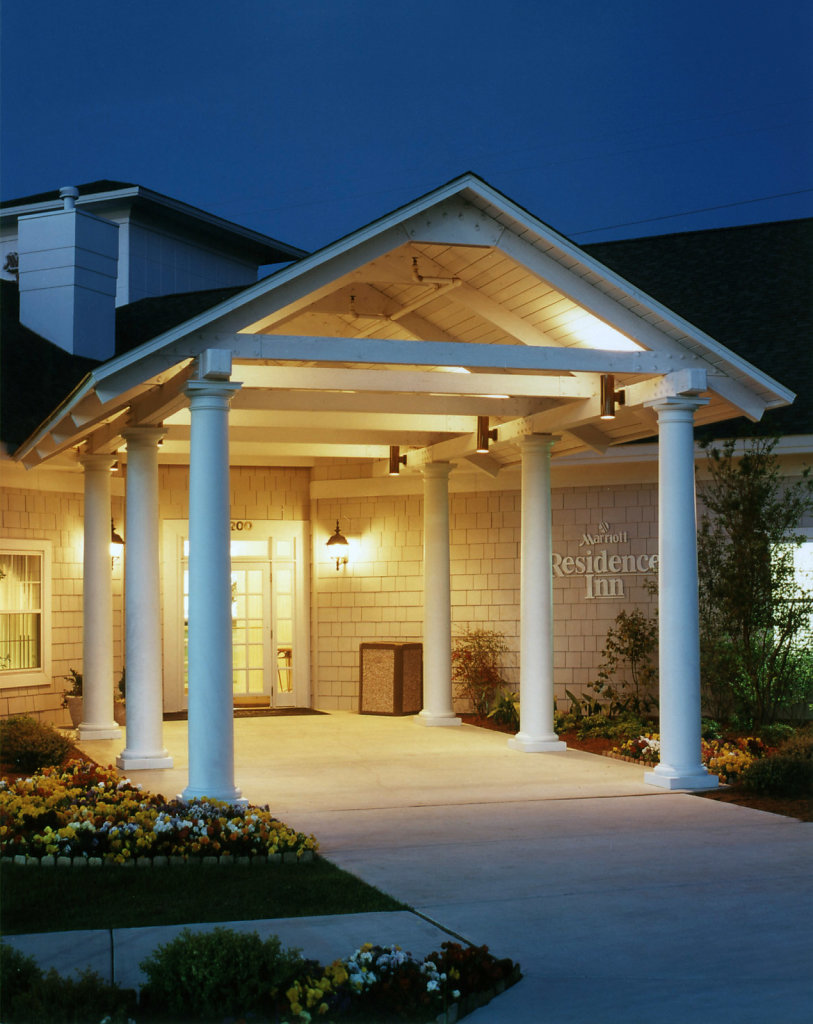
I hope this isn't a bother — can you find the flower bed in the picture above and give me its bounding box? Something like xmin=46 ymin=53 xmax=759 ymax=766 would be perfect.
xmin=279 ymin=940 xmax=521 ymax=1023
xmin=2 ymin=933 xmax=522 ymax=1024
xmin=136 ymin=931 xmax=521 ymax=1024
xmin=607 ymin=733 xmax=769 ymax=783
xmin=0 ymin=760 xmax=317 ymax=864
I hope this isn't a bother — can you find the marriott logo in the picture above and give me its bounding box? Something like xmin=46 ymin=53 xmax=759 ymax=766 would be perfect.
xmin=552 ymin=521 xmax=657 ymax=600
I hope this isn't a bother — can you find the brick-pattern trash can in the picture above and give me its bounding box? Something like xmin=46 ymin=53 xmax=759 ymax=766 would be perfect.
xmin=359 ymin=642 xmax=423 ymax=715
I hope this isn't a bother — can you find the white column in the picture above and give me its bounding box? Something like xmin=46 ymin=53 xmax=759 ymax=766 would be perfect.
xmin=117 ymin=427 xmax=173 ymax=771
xmin=183 ymin=379 xmax=243 ymax=802
xmin=508 ymin=435 xmax=565 ymax=753
xmin=645 ymin=396 xmax=718 ymax=790
xmin=417 ymin=462 xmax=460 ymax=726
xmin=79 ymin=455 xmax=121 ymax=740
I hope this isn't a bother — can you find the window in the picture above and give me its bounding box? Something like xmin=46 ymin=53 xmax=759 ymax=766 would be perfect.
xmin=0 ymin=539 xmax=51 ymax=687
xmin=792 ymin=536 xmax=813 ymax=643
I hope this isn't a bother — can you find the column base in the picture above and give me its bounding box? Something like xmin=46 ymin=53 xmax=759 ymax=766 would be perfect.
xmin=117 ymin=751 xmax=174 ymax=771
xmin=78 ymin=723 xmax=122 ymax=741
xmin=415 ymin=712 xmax=462 ymax=727
xmin=508 ymin=733 xmax=567 ymax=753
xmin=645 ymin=766 xmax=719 ymax=791
xmin=182 ymin=784 xmax=243 ymax=804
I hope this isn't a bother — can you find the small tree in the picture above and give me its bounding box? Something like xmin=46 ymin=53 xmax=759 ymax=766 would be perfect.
xmin=451 ymin=626 xmax=509 ymax=717
xmin=697 ymin=437 xmax=813 ymax=726
xmin=592 ymin=608 xmax=658 ymax=715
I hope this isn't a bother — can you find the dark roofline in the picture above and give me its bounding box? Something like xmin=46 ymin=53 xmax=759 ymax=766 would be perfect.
xmin=580 ymin=214 xmax=813 ymax=248
xmin=1 ymin=181 xmax=308 ymax=264
xmin=0 ymin=180 xmax=137 ymax=208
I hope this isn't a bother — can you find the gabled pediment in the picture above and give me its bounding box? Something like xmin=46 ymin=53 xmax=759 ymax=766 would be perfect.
xmin=13 ymin=174 xmax=795 ymax=471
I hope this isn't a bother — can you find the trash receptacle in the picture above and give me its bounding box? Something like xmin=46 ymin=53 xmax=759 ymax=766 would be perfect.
xmin=359 ymin=642 xmax=423 ymax=715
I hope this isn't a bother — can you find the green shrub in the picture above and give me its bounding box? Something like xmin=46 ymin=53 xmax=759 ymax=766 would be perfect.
xmin=139 ymin=927 xmax=306 ymax=1021
xmin=488 ymin=691 xmax=519 ymax=731
xmin=0 ymin=944 xmax=42 ymax=1017
xmin=741 ymin=733 xmax=813 ymax=798
xmin=701 ymin=717 xmax=723 ymax=740
xmin=452 ymin=627 xmax=510 ymax=717
xmin=758 ymin=723 xmax=796 ymax=747
xmin=0 ymin=944 xmax=135 ymax=1024
xmin=0 ymin=716 xmax=72 ymax=772
xmin=577 ymin=712 xmax=646 ymax=740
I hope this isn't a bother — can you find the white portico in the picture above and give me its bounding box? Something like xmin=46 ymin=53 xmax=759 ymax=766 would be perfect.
xmin=13 ymin=174 xmax=795 ymax=797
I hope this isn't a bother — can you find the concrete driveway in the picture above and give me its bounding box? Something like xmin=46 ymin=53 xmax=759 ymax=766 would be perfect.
xmin=31 ymin=713 xmax=813 ymax=1021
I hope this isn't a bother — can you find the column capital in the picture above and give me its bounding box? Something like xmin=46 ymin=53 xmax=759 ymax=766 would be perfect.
xmin=79 ymin=453 xmax=116 ymax=471
xmin=185 ymin=379 xmax=242 ymax=406
xmin=518 ymin=433 xmax=556 ymax=454
xmin=645 ymin=395 xmax=710 ymax=416
xmin=122 ymin=425 xmax=165 ymax=448
xmin=421 ymin=461 xmax=453 ymax=479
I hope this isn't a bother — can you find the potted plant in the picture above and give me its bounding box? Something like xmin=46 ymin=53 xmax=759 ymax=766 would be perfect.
xmin=61 ymin=668 xmax=127 ymax=727
xmin=61 ymin=668 xmax=83 ymax=727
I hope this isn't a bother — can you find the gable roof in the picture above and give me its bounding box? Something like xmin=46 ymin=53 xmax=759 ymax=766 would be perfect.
xmin=4 ymin=173 xmax=804 ymax=469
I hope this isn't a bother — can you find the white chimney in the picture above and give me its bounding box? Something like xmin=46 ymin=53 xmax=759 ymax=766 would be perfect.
xmin=17 ymin=186 xmax=119 ymax=360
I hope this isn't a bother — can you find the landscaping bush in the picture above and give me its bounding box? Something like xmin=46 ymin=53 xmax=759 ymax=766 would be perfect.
xmin=0 ymin=716 xmax=72 ymax=773
xmin=593 ymin=607 xmax=658 ymax=715
xmin=139 ymin=926 xmax=306 ymax=1021
xmin=758 ymin=722 xmax=797 ymax=748
xmin=0 ymin=944 xmax=136 ymax=1024
xmin=576 ymin=712 xmax=647 ymax=740
xmin=701 ymin=717 xmax=723 ymax=740
xmin=741 ymin=732 xmax=813 ymax=797
xmin=488 ymin=691 xmax=519 ymax=731
xmin=452 ymin=627 xmax=509 ymax=717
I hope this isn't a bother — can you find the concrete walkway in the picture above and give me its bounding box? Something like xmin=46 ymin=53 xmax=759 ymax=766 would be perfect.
xmin=7 ymin=713 xmax=812 ymax=1023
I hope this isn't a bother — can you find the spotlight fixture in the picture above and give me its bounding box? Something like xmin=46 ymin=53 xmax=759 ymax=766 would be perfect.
xmin=476 ymin=416 xmax=498 ymax=453
xmin=326 ymin=520 xmax=349 ymax=571
xmin=600 ymin=374 xmax=626 ymax=420
xmin=388 ymin=446 xmax=407 ymax=476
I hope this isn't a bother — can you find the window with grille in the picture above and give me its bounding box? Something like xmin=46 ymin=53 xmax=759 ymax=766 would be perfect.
xmin=0 ymin=541 xmax=51 ymax=686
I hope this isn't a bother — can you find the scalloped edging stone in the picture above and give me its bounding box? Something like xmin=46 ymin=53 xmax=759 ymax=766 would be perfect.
xmin=2 ymin=849 xmax=315 ymax=868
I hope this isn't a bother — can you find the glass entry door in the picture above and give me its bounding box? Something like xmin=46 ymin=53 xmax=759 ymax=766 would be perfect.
xmin=230 ymin=562 xmax=270 ymax=699
xmin=181 ymin=541 xmax=298 ymax=708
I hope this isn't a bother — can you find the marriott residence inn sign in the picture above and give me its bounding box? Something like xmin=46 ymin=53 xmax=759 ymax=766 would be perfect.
xmin=552 ymin=521 xmax=658 ymax=600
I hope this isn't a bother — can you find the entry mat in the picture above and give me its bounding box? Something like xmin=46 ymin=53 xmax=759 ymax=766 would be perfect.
xmin=163 ymin=708 xmax=328 ymax=721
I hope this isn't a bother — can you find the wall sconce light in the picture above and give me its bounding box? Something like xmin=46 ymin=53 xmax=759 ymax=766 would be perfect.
xmin=326 ymin=520 xmax=349 ymax=570
xmin=476 ymin=416 xmax=498 ymax=453
xmin=388 ymin=446 xmax=407 ymax=475
xmin=600 ymin=374 xmax=626 ymax=420
xmin=110 ymin=519 xmax=125 ymax=568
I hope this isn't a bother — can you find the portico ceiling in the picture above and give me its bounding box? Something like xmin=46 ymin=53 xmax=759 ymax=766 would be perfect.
xmin=15 ymin=175 xmax=794 ymax=472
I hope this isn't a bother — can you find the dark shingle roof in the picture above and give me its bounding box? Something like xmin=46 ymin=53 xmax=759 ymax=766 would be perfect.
xmin=583 ymin=218 xmax=813 ymax=436
xmin=1 ymin=280 xmax=99 ymax=449
xmin=1 ymin=282 xmax=250 ymax=451
xmin=115 ymin=285 xmax=247 ymax=355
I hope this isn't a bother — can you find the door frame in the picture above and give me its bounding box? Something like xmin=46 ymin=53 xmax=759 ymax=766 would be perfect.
xmin=161 ymin=519 xmax=311 ymax=712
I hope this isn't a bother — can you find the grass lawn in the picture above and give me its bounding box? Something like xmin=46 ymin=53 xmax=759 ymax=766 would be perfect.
xmin=0 ymin=857 xmax=407 ymax=935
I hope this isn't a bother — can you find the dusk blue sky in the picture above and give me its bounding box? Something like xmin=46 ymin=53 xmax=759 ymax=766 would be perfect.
xmin=2 ymin=1 xmax=811 ymax=253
